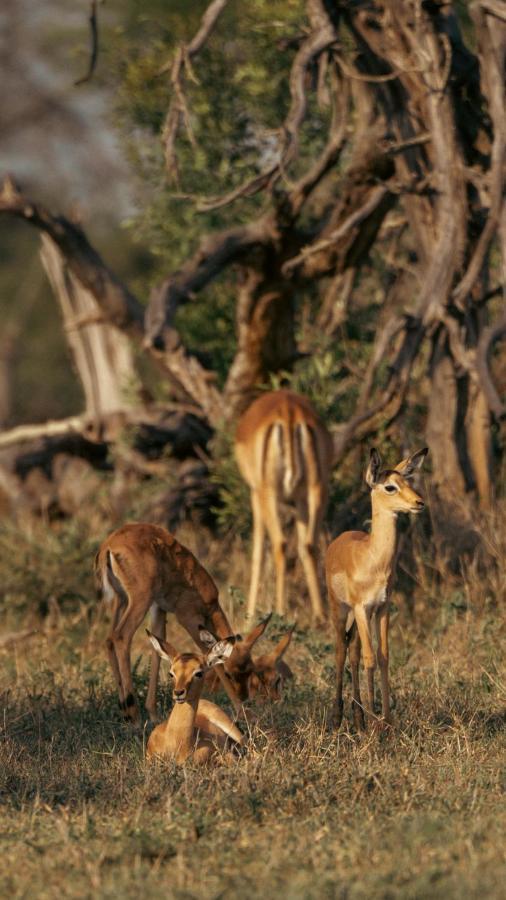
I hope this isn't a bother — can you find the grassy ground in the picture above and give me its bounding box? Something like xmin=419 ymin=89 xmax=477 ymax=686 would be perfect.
xmin=0 ymin=520 xmax=505 ymax=899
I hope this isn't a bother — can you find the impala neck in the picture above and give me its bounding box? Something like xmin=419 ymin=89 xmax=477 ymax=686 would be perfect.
xmin=369 ymin=493 xmax=399 ymax=572
xmin=164 ymin=695 xmax=200 ymax=762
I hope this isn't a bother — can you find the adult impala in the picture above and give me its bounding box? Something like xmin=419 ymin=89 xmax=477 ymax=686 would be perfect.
xmin=146 ymin=629 xmax=244 ymax=765
xmin=235 ymin=390 xmax=333 ymax=622
xmin=95 ymin=522 xmax=273 ymax=724
xmin=325 ymin=447 xmax=428 ymax=729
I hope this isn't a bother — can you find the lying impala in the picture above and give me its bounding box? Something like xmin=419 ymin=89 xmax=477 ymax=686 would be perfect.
xmin=146 ymin=629 xmax=244 ymax=765
xmin=326 ymin=447 xmax=427 ymax=729
xmin=95 ymin=522 xmax=275 ymax=724
xmin=235 ymin=390 xmax=333 ymax=623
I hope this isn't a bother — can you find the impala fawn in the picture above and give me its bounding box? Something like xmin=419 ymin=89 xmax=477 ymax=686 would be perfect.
xmin=146 ymin=629 xmax=244 ymax=765
xmin=205 ymin=623 xmax=295 ymax=701
xmin=235 ymin=390 xmax=333 ymax=623
xmin=326 ymin=447 xmax=428 ymax=729
xmin=95 ymin=523 xmax=274 ymax=724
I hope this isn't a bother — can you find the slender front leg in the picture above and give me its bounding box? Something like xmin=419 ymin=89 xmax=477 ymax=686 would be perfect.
xmin=146 ymin=605 xmax=166 ymax=722
xmin=246 ymin=489 xmax=265 ymax=621
xmin=354 ymin=604 xmax=376 ymax=723
xmin=375 ymin=603 xmax=391 ymax=723
xmin=348 ymin=621 xmax=365 ymax=730
xmin=331 ymin=606 xmax=347 ymax=728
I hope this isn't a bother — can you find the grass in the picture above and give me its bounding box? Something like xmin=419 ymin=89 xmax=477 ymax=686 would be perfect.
xmin=0 ymin=518 xmax=505 ymax=899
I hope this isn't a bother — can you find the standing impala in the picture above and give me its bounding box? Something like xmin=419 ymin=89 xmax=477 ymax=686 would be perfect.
xmin=235 ymin=390 xmax=333 ymax=622
xmin=326 ymin=447 xmax=428 ymax=729
xmin=95 ymin=522 xmax=273 ymax=724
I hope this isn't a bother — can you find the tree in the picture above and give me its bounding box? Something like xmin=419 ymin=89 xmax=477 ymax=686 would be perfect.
xmin=1 ymin=0 xmax=504 ymax=544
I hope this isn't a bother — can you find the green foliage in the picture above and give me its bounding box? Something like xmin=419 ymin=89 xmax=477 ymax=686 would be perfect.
xmin=110 ymin=0 xmax=321 ymax=376
xmin=0 ymin=519 xmax=98 ymax=618
xmin=209 ymin=423 xmax=252 ymax=536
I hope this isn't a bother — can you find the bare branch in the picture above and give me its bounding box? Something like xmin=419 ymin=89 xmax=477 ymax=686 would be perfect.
xmin=283 ymin=184 xmax=389 ymax=274
xmin=332 ymin=316 xmax=425 ymax=463
xmin=0 ymin=179 xmax=223 ymax=425
xmin=74 ymin=0 xmax=99 ymax=87
xmin=145 ymin=216 xmax=274 ymax=344
xmin=192 ymin=165 xmax=279 ymax=213
xmin=0 ymin=416 xmax=87 ymax=449
xmin=476 ymin=313 xmax=506 ymax=420
xmin=0 ymin=177 xmax=144 ymax=338
xmin=453 ymin=6 xmax=506 ymax=309
xmin=160 ymin=0 xmax=229 ymax=179
xmin=282 ymin=25 xmax=337 ymax=165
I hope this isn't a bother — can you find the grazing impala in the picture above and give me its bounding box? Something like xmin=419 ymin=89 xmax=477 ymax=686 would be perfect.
xmin=94 ymin=522 xmax=273 ymax=724
xmin=205 ymin=623 xmax=295 ymax=701
xmin=326 ymin=447 xmax=428 ymax=729
xmin=235 ymin=390 xmax=333 ymax=622
xmin=146 ymin=630 xmax=244 ymax=765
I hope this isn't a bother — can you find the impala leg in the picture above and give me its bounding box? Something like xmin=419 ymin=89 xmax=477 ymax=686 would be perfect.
xmin=246 ymin=489 xmax=265 ymax=621
xmin=354 ymin=605 xmax=376 ymax=724
xmin=375 ymin=604 xmax=391 ymax=724
xmin=295 ymin=483 xmax=325 ymax=623
xmin=348 ymin=621 xmax=365 ymax=730
xmin=331 ymin=610 xmax=347 ymax=728
xmin=146 ymin=605 xmax=166 ymax=722
xmin=105 ymin=598 xmax=124 ymax=707
xmin=112 ymin=599 xmax=149 ymax=725
xmin=177 ymin=608 xmax=244 ymax=719
xmin=259 ymin=487 xmax=286 ymax=617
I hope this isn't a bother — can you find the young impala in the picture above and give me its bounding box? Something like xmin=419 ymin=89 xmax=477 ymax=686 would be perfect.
xmin=326 ymin=447 xmax=428 ymax=729
xmin=205 ymin=624 xmax=295 ymax=701
xmin=235 ymin=390 xmax=333 ymax=623
xmin=94 ymin=522 xmax=274 ymax=725
xmin=145 ymin=629 xmax=244 ymax=765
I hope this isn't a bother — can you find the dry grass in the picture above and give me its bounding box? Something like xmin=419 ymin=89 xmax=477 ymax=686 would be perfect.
xmin=0 ymin=514 xmax=505 ymax=899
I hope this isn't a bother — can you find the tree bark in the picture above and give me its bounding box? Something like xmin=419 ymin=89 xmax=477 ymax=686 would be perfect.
xmin=40 ymin=235 xmax=137 ymax=422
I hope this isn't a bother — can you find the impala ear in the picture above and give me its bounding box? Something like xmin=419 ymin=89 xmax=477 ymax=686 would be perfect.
xmin=198 ymin=627 xmax=219 ymax=650
xmin=267 ymin=625 xmax=295 ymax=664
xmin=146 ymin=629 xmax=177 ymax=663
xmin=395 ymin=447 xmax=428 ymax=477
xmin=206 ymin=638 xmax=235 ymax=668
xmin=365 ymin=448 xmax=382 ymax=487
xmin=243 ymin=613 xmax=272 ymax=649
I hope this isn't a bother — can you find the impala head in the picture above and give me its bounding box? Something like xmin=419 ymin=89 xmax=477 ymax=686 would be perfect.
xmin=366 ymin=447 xmax=428 ymax=514
xmin=204 ymin=613 xmax=292 ymax=703
xmin=146 ymin=629 xmax=234 ymax=704
xmin=247 ymin=626 xmax=295 ymax=701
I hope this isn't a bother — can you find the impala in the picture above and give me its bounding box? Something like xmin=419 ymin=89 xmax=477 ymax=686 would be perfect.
xmin=205 ymin=623 xmax=295 ymax=701
xmin=235 ymin=390 xmax=333 ymax=622
xmin=94 ymin=522 xmax=273 ymax=724
xmin=325 ymin=447 xmax=428 ymax=729
xmin=146 ymin=629 xmax=244 ymax=765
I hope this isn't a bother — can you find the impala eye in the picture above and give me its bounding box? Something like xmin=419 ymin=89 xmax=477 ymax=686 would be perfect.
xmin=384 ymin=484 xmax=398 ymax=493
xmin=168 ymin=671 xmax=175 ymax=679
xmin=194 ymin=670 xmax=204 ymax=679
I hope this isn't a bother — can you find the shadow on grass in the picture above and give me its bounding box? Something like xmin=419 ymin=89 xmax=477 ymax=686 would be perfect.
xmin=0 ymin=685 xmax=149 ymax=809
xmin=431 ymin=703 xmax=506 ymax=736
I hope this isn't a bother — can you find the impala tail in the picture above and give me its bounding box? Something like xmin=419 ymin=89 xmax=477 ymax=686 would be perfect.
xmin=275 ymin=417 xmax=318 ymax=499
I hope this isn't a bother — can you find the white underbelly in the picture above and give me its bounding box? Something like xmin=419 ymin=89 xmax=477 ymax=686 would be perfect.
xmin=364 ymin=586 xmax=388 ymax=612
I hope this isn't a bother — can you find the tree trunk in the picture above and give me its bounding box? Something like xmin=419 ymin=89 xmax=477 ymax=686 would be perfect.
xmin=40 ymin=235 xmax=137 ymax=422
